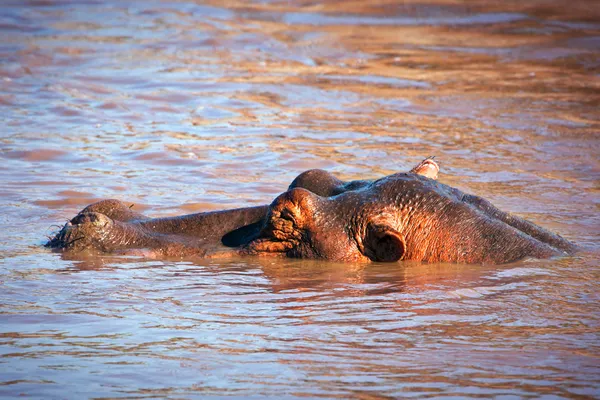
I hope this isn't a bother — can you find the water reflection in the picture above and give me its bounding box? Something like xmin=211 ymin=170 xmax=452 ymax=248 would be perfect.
xmin=1 ymin=0 xmax=599 ymax=397
xmin=2 ymin=254 xmax=598 ymax=397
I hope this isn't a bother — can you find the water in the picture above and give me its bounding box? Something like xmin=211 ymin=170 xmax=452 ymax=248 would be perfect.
xmin=1 ymin=0 xmax=599 ymax=398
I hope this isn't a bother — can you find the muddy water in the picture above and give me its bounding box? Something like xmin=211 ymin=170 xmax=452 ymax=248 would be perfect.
xmin=1 ymin=0 xmax=599 ymax=398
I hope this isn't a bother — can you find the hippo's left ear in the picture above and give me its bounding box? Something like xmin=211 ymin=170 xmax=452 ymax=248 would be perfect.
xmin=362 ymin=224 xmax=406 ymax=262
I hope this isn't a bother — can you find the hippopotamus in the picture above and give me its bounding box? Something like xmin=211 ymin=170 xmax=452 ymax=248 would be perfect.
xmin=46 ymin=158 xmax=576 ymax=264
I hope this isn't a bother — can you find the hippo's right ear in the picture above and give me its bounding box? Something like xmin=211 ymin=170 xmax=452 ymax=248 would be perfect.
xmin=410 ymin=157 xmax=439 ymax=180
xmin=362 ymin=224 xmax=406 ymax=262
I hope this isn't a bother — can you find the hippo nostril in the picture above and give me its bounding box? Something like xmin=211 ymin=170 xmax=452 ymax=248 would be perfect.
xmin=362 ymin=224 xmax=406 ymax=262
xmin=70 ymin=214 xmax=86 ymax=225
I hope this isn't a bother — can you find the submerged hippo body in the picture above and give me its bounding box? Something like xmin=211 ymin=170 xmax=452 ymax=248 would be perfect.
xmin=47 ymin=159 xmax=576 ymax=264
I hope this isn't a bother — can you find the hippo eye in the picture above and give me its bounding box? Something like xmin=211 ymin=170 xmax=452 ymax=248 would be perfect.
xmin=362 ymin=224 xmax=406 ymax=262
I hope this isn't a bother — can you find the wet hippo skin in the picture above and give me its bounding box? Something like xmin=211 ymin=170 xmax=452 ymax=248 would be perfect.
xmin=46 ymin=158 xmax=577 ymax=264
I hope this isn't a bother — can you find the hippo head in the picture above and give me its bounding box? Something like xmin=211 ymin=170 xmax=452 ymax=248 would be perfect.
xmin=228 ymin=159 xmax=573 ymax=264
xmin=47 ymin=157 xmax=574 ymax=265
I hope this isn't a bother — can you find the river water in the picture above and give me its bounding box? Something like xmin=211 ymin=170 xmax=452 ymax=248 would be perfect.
xmin=1 ymin=0 xmax=599 ymax=398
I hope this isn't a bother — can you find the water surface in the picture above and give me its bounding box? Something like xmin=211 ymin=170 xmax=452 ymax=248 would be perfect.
xmin=1 ymin=0 xmax=599 ymax=398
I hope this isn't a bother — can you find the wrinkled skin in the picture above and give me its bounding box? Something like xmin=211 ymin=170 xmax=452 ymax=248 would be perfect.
xmin=46 ymin=158 xmax=577 ymax=264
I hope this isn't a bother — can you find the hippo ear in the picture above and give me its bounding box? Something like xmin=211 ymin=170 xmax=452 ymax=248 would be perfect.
xmin=410 ymin=157 xmax=439 ymax=180
xmin=363 ymin=224 xmax=406 ymax=262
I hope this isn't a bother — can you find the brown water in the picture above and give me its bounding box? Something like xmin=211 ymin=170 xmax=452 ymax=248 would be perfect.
xmin=1 ymin=0 xmax=599 ymax=398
